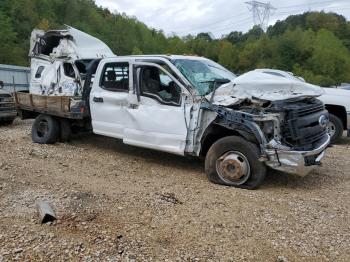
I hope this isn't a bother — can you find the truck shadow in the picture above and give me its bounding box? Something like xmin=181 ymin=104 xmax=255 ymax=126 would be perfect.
xmin=70 ymin=133 xmax=344 ymax=190
xmin=336 ymin=135 xmax=350 ymax=145
xmin=71 ymin=133 xmax=204 ymax=174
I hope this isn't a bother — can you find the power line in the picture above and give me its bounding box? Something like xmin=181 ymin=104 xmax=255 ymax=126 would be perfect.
xmin=277 ymin=0 xmax=342 ymax=10
xmin=174 ymin=0 xmax=350 ymax=37
xmin=176 ymin=12 xmax=251 ymax=35
xmin=274 ymin=5 xmax=350 ymax=17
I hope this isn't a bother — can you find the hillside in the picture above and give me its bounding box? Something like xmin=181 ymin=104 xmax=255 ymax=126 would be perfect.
xmin=1 ymin=0 xmax=350 ymax=86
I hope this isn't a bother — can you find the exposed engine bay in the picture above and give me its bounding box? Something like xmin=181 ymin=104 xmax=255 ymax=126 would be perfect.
xmin=200 ymin=95 xmax=330 ymax=176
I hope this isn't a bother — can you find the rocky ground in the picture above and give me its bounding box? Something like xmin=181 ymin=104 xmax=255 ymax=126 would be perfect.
xmin=0 ymin=119 xmax=349 ymax=261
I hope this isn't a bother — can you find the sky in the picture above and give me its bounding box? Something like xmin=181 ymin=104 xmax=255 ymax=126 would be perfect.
xmin=95 ymin=0 xmax=350 ymax=38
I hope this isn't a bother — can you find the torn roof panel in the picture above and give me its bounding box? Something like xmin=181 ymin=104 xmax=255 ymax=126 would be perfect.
xmin=30 ymin=25 xmax=115 ymax=60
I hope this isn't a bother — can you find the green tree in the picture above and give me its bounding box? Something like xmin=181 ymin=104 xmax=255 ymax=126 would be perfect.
xmin=309 ymin=29 xmax=350 ymax=86
xmin=132 ymin=47 xmax=143 ymax=55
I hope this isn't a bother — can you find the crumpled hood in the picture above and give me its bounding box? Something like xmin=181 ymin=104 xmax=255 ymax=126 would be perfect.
xmin=207 ymin=69 xmax=324 ymax=106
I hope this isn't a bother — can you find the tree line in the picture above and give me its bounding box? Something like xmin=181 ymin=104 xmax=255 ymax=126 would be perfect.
xmin=1 ymin=0 xmax=350 ymax=86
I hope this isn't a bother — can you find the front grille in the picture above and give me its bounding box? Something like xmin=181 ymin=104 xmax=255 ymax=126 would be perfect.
xmin=280 ymin=99 xmax=328 ymax=150
xmin=0 ymin=94 xmax=15 ymax=112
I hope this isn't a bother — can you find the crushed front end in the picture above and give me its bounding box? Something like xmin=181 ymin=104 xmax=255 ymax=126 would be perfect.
xmin=201 ymin=97 xmax=330 ymax=177
xmin=263 ymin=98 xmax=330 ymax=176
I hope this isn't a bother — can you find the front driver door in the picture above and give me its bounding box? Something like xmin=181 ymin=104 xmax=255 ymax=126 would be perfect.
xmin=123 ymin=63 xmax=189 ymax=155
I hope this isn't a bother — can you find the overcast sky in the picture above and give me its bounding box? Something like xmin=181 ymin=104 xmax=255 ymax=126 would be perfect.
xmin=95 ymin=0 xmax=350 ymax=38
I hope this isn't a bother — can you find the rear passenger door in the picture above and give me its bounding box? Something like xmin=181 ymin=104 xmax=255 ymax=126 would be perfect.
xmin=90 ymin=60 xmax=131 ymax=139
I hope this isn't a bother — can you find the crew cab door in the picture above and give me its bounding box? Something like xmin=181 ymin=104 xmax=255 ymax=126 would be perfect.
xmin=123 ymin=62 xmax=189 ymax=155
xmin=90 ymin=59 xmax=131 ymax=138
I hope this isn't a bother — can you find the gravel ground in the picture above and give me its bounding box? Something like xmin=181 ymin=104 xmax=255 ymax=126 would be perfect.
xmin=0 ymin=119 xmax=349 ymax=261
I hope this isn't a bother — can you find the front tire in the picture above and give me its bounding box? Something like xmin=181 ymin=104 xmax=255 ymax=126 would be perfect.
xmin=32 ymin=114 xmax=59 ymax=144
xmin=327 ymin=114 xmax=343 ymax=144
xmin=205 ymin=136 xmax=266 ymax=190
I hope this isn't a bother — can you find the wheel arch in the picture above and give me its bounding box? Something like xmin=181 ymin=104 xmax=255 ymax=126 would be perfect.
xmin=199 ymin=123 xmax=259 ymax=157
xmin=325 ymin=104 xmax=346 ymax=130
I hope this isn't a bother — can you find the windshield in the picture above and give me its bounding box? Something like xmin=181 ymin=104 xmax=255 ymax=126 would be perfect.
xmin=172 ymin=58 xmax=236 ymax=95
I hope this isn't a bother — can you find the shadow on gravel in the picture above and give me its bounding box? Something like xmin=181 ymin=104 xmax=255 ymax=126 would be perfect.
xmin=336 ymin=136 xmax=350 ymax=145
xmin=71 ymin=133 xmax=204 ymax=173
xmin=69 ymin=132 xmax=344 ymax=190
xmin=262 ymin=169 xmax=341 ymax=190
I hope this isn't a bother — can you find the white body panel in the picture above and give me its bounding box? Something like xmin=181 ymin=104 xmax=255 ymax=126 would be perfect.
xmin=319 ymin=88 xmax=350 ymax=112
xmin=90 ymin=89 xmax=129 ymax=139
xmin=90 ymin=59 xmax=189 ymax=155
xmin=123 ymin=96 xmax=187 ymax=155
xmin=29 ymin=26 xmax=115 ymax=96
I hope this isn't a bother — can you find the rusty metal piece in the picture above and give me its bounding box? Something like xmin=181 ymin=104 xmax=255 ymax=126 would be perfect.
xmin=36 ymin=200 xmax=57 ymax=224
xmin=216 ymin=151 xmax=251 ymax=185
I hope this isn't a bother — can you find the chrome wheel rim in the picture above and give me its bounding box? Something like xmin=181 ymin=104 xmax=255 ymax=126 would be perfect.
xmin=327 ymin=121 xmax=336 ymax=138
xmin=216 ymin=151 xmax=251 ymax=185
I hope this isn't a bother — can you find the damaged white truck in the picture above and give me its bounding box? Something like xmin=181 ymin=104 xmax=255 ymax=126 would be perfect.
xmin=16 ymin=27 xmax=331 ymax=189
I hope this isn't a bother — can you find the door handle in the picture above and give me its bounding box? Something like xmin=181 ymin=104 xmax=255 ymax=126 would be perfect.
xmin=93 ymin=97 xmax=104 ymax=103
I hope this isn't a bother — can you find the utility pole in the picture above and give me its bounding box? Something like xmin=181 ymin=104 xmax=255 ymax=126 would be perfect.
xmin=245 ymin=1 xmax=276 ymax=31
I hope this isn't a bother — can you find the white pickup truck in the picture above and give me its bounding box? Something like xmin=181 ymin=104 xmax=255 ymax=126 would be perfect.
xmin=319 ymin=88 xmax=350 ymax=143
xmin=15 ymin=27 xmax=331 ymax=189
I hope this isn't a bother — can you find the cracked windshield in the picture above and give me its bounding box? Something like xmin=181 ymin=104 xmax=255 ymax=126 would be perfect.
xmin=172 ymin=59 xmax=236 ymax=95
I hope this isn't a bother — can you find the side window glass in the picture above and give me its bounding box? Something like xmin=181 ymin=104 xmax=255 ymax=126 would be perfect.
xmin=140 ymin=66 xmax=181 ymax=106
xmin=35 ymin=66 xmax=45 ymax=79
xmin=101 ymin=63 xmax=129 ymax=92
xmin=63 ymin=63 xmax=76 ymax=78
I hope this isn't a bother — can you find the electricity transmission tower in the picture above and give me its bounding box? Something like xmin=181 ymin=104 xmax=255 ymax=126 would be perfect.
xmin=245 ymin=1 xmax=276 ymax=31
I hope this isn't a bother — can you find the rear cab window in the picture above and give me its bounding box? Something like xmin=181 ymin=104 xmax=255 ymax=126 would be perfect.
xmin=100 ymin=63 xmax=129 ymax=92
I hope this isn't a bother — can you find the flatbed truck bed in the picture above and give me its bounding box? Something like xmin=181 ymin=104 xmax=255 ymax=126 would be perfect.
xmin=15 ymin=91 xmax=88 ymax=120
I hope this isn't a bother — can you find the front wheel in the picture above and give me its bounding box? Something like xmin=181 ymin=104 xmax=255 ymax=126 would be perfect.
xmin=327 ymin=114 xmax=343 ymax=144
xmin=205 ymin=136 xmax=266 ymax=190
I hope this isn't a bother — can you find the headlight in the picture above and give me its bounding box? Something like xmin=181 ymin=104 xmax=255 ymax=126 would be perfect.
xmin=262 ymin=121 xmax=274 ymax=135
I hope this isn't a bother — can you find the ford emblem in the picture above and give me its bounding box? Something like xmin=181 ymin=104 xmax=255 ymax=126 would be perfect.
xmin=319 ymin=115 xmax=329 ymax=128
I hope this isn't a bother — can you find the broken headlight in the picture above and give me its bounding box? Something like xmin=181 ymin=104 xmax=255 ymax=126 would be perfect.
xmin=262 ymin=121 xmax=274 ymax=135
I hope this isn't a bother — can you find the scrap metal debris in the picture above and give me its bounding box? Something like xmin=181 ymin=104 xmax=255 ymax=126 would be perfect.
xmin=36 ymin=200 xmax=57 ymax=224
xmin=157 ymin=192 xmax=182 ymax=205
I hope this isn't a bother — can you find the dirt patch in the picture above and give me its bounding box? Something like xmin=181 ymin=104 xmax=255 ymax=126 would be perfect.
xmin=0 ymin=119 xmax=349 ymax=261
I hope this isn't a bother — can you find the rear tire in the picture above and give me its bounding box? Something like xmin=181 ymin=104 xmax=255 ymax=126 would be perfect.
xmin=205 ymin=136 xmax=266 ymax=190
xmin=32 ymin=114 xmax=59 ymax=144
xmin=328 ymin=114 xmax=343 ymax=144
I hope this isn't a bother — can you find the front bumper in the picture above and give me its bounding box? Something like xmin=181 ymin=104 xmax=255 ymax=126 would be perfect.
xmin=265 ymin=135 xmax=331 ymax=177
xmin=0 ymin=110 xmax=17 ymax=119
